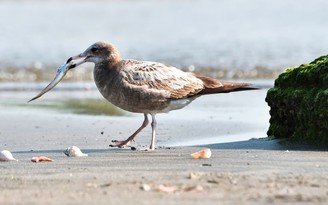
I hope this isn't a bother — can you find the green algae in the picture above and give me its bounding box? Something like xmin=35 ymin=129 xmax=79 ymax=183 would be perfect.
xmin=266 ymin=55 xmax=328 ymax=146
xmin=1 ymin=99 xmax=125 ymax=116
xmin=61 ymin=99 xmax=124 ymax=116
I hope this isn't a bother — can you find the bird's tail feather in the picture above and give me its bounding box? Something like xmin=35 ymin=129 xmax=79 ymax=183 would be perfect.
xmin=199 ymin=81 xmax=258 ymax=95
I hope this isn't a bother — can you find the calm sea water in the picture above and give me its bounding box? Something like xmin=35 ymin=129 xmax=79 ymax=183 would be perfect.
xmin=1 ymin=0 xmax=328 ymax=77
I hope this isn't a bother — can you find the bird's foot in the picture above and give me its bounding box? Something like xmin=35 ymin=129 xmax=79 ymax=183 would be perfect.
xmin=148 ymin=145 xmax=155 ymax=151
xmin=109 ymin=139 xmax=131 ymax=148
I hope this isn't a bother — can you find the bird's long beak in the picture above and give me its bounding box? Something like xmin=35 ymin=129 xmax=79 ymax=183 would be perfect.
xmin=28 ymin=53 xmax=87 ymax=102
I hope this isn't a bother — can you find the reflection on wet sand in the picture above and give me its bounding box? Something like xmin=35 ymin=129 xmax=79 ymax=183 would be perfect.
xmin=1 ymin=99 xmax=125 ymax=116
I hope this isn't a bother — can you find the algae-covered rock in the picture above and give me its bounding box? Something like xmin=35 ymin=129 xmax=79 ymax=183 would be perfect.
xmin=265 ymin=55 xmax=328 ymax=146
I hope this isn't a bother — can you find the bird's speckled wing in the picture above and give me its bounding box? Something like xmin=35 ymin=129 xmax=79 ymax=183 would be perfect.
xmin=119 ymin=60 xmax=205 ymax=99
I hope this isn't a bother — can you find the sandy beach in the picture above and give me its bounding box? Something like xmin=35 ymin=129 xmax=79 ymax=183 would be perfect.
xmin=1 ymin=143 xmax=328 ymax=205
xmin=1 ymin=0 xmax=328 ymax=204
xmin=1 ymin=84 xmax=328 ymax=205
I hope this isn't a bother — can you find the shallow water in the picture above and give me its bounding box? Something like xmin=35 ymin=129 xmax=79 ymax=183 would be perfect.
xmin=1 ymin=0 xmax=328 ymax=81
xmin=0 ymin=81 xmax=126 ymax=115
xmin=1 ymin=98 xmax=124 ymax=116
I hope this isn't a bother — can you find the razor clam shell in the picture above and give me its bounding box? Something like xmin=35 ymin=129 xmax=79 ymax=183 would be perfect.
xmin=28 ymin=61 xmax=73 ymax=102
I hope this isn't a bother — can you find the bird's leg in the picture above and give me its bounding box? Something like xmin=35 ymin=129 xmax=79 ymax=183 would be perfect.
xmin=110 ymin=114 xmax=149 ymax=148
xmin=149 ymin=114 xmax=157 ymax=150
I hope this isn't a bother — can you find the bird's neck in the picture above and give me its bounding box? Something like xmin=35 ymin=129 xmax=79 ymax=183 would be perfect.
xmin=93 ymin=62 xmax=117 ymax=88
xmin=96 ymin=58 xmax=121 ymax=70
xmin=93 ymin=63 xmax=119 ymax=104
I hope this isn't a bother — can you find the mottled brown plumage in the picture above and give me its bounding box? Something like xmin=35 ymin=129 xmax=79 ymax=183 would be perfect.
xmin=70 ymin=42 xmax=256 ymax=150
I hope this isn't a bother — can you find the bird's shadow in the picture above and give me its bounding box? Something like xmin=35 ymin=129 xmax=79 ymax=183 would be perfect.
xmin=199 ymin=138 xmax=328 ymax=151
xmin=10 ymin=139 xmax=327 ymax=154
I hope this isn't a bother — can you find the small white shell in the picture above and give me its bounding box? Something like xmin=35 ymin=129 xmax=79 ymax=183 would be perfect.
xmin=64 ymin=146 xmax=88 ymax=157
xmin=0 ymin=150 xmax=17 ymax=161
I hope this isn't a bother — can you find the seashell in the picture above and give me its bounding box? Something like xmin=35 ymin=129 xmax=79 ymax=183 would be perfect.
xmin=64 ymin=146 xmax=88 ymax=157
xmin=140 ymin=184 xmax=151 ymax=191
xmin=156 ymin=184 xmax=176 ymax=193
xmin=0 ymin=150 xmax=17 ymax=161
xmin=31 ymin=156 xmax=54 ymax=163
xmin=191 ymin=148 xmax=212 ymax=159
xmin=28 ymin=61 xmax=73 ymax=102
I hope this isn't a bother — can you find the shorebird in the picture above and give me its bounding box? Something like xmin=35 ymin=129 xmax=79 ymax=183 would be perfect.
xmin=30 ymin=42 xmax=256 ymax=150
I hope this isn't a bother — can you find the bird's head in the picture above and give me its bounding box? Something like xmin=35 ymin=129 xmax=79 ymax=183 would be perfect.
xmin=28 ymin=42 xmax=121 ymax=102
xmin=68 ymin=41 xmax=121 ymax=68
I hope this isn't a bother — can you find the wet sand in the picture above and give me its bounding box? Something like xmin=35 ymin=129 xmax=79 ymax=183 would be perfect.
xmin=0 ymin=81 xmax=271 ymax=149
xmin=1 ymin=85 xmax=328 ymax=204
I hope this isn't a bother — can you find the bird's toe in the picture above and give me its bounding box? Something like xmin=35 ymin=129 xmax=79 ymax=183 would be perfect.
xmin=109 ymin=140 xmax=131 ymax=148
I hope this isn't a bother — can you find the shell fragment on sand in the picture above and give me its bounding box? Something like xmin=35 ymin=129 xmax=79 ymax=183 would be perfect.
xmin=28 ymin=61 xmax=73 ymax=102
xmin=156 ymin=185 xmax=177 ymax=193
xmin=0 ymin=150 xmax=17 ymax=161
xmin=64 ymin=146 xmax=88 ymax=157
xmin=191 ymin=149 xmax=212 ymax=159
xmin=31 ymin=156 xmax=54 ymax=163
xmin=140 ymin=184 xmax=151 ymax=191
xmin=184 ymin=185 xmax=204 ymax=192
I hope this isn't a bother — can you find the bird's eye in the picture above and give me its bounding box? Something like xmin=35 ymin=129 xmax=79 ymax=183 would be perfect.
xmin=91 ymin=47 xmax=98 ymax=52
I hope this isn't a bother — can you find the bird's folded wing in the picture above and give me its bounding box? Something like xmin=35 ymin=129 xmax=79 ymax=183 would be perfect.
xmin=121 ymin=60 xmax=204 ymax=99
